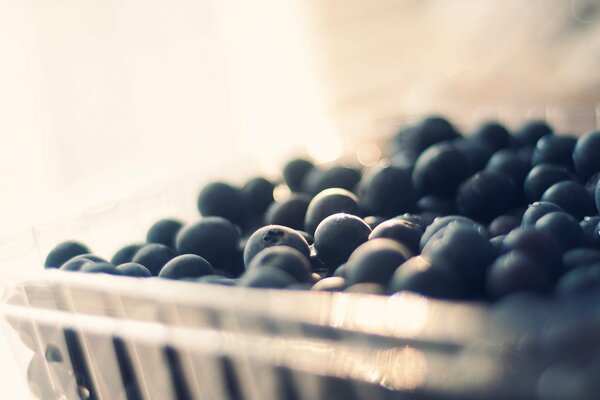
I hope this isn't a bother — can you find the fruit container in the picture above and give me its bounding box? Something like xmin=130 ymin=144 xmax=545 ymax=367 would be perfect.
xmin=3 ymin=1 xmax=600 ymax=399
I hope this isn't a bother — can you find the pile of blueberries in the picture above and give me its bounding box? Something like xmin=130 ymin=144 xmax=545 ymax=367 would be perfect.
xmin=43 ymin=116 xmax=600 ymax=301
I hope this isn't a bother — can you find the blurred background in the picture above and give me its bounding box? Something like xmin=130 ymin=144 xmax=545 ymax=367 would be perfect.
xmin=1 ymin=0 xmax=600 ymax=236
xmin=1 ymin=0 xmax=600 ymax=397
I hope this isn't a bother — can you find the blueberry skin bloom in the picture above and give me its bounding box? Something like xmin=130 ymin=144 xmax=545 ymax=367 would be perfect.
xmin=521 ymin=201 xmax=563 ymax=228
xmin=159 ymin=254 xmax=215 ymax=280
xmin=175 ymin=217 xmax=240 ymax=272
xmin=44 ymin=241 xmax=90 ymax=269
xmin=541 ymin=181 xmax=595 ymax=220
xmin=358 ymin=164 xmax=416 ymax=218
xmin=243 ymin=225 xmax=310 ymax=267
xmin=304 ymin=188 xmax=360 ymax=235
xmin=197 ymin=181 xmax=247 ymax=226
xmin=412 ymin=143 xmax=471 ymax=196
xmin=523 ymin=164 xmax=570 ymax=203
xmin=531 ymin=135 xmax=576 ymax=169
xmin=345 ymin=238 xmax=411 ymax=286
xmin=132 ymin=243 xmax=176 ymax=276
xmin=535 ymin=212 xmax=584 ymax=252
xmin=314 ymin=213 xmax=371 ymax=271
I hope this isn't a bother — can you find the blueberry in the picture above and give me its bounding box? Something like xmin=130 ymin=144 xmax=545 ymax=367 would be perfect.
xmin=395 ymin=116 xmax=460 ymax=155
xmin=147 ymin=219 xmax=183 ymax=248
xmin=242 ymin=177 xmax=275 ymax=215
xmin=490 ymin=234 xmax=505 ymax=254
xmin=297 ymin=230 xmax=314 ymax=245
xmin=422 ymin=224 xmax=494 ymax=296
xmin=197 ymin=182 xmax=246 ymax=226
xmin=304 ymin=188 xmax=360 ymax=235
xmin=580 ymin=216 xmax=600 ymax=248
xmin=456 ymin=171 xmax=515 ymax=223
xmin=345 ymin=239 xmax=411 ymax=286
xmin=175 ymin=217 xmax=240 ymax=273
xmin=314 ymin=213 xmax=371 ymax=271
xmin=416 ymin=195 xmax=457 ymax=215
xmin=159 ymin=254 xmax=215 ymax=280
xmin=521 ymin=201 xmax=564 ymax=227
xmin=132 ymin=243 xmax=176 ymax=276
xmin=395 ymin=213 xmax=433 ymax=231
xmin=595 ymin=179 xmax=600 ymax=213
xmin=369 ymin=218 xmax=423 ymax=254
xmin=115 ymin=262 xmax=152 ymax=277
xmin=44 ymin=241 xmax=90 ymax=269
xmin=60 ymin=257 xmax=95 ymax=271
xmin=500 ymin=227 xmax=562 ymax=280
xmin=531 ymin=134 xmax=576 ymax=169
xmin=389 ymin=256 xmax=462 ymax=299
xmin=523 ymin=164 xmax=571 ymax=203
xmin=390 ymin=150 xmax=419 ymax=171
xmin=471 ymin=121 xmax=511 ymax=151
xmin=302 ymin=166 xmax=362 ymax=195
xmin=485 ymin=149 xmax=529 ymax=192
xmin=239 ymin=265 xmax=296 ymax=289
xmin=486 ymin=251 xmax=549 ymax=298
xmin=556 ymin=264 xmax=600 ymax=296
xmin=513 ymin=120 xmax=552 ymax=147
xmin=243 ymin=225 xmax=310 ymax=266
xmin=80 ymin=262 xmax=121 ymax=275
xmin=111 ymin=243 xmax=144 ymax=265
xmin=333 ymin=263 xmax=347 ymax=278
xmin=70 ymin=253 xmax=107 ymax=263
xmin=573 ymin=130 xmax=600 ymax=181
xmin=247 ymin=246 xmax=312 ymax=283
xmin=541 ymin=181 xmax=595 ymax=220
xmin=488 ymin=215 xmax=520 ymax=238
xmin=452 ymin=138 xmax=494 ymax=174
xmin=363 ymin=216 xmax=387 ymax=230
xmin=357 ymin=164 xmax=416 ymax=217
xmin=195 ymin=275 xmax=238 ymax=286
xmin=265 ymin=194 xmax=311 ymax=230
xmin=344 ymin=283 xmax=385 ymax=295
xmin=419 ymin=215 xmax=481 ymax=250
xmin=311 ymin=277 xmax=346 ymax=292
xmin=412 ymin=143 xmax=471 ymax=196
xmin=535 ymin=212 xmax=584 ymax=252
xmin=562 ymin=248 xmax=600 ymax=271
xmin=283 ymin=158 xmax=314 ymax=192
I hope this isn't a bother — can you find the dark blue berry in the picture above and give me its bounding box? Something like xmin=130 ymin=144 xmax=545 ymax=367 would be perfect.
xmin=265 ymin=194 xmax=311 ymax=230
xmin=314 ymin=213 xmax=371 ymax=271
xmin=147 ymin=219 xmax=183 ymax=248
xmin=345 ymin=239 xmax=411 ymax=286
xmin=580 ymin=216 xmax=600 ymax=248
xmin=239 ymin=265 xmax=296 ymax=288
xmin=369 ymin=218 xmax=423 ymax=255
xmin=311 ymin=277 xmax=346 ymax=292
xmin=302 ymin=166 xmax=361 ymax=195
xmin=456 ymin=171 xmax=515 ymax=223
xmin=111 ymin=243 xmax=144 ymax=266
xmin=175 ymin=217 xmax=239 ymax=273
xmin=573 ymin=130 xmax=600 ymax=181
xmin=556 ymin=264 xmax=600 ymax=296
xmin=541 ymin=181 xmax=595 ymax=220
xmin=241 ymin=177 xmax=274 ymax=216
xmin=304 ymin=188 xmax=360 ymax=235
xmin=80 ymin=262 xmax=121 ymax=275
xmin=283 ymin=158 xmax=314 ymax=192
xmin=417 ymin=195 xmax=456 ymax=216
xmin=486 ymin=251 xmax=549 ymax=298
xmin=390 ymin=256 xmax=462 ymax=299
xmin=451 ymin=138 xmax=494 ymax=174
xmin=488 ymin=215 xmax=520 ymax=237
xmin=513 ymin=120 xmax=552 ymax=147
xmin=357 ymin=164 xmax=416 ymax=217
xmin=412 ymin=143 xmax=470 ymax=196
xmin=132 ymin=243 xmax=176 ymax=276
xmin=115 ymin=262 xmax=152 ymax=277
xmin=395 ymin=116 xmax=460 ymax=155
xmin=486 ymin=149 xmax=529 ymax=191
xmin=535 ymin=212 xmax=584 ymax=252
xmin=243 ymin=225 xmax=310 ymax=266
xmin=419 ymin=215 xmax=482 ymax=250
xmin=562 ymin=248 xmax=600 ymax=272
xmin=363 ymin=216 xmax=387 ymax=230
xmin=521 ymin=201 xmax=564 ymax=227
xmin=247 ymin=246 xmax=312 ymax=283
xmin=471 ymin=121 xmax=511 ymax=151
xmin=197 ymin=182 xmax=246 ymax=226
xmin=531 ymin=134 xmax=576 ymax=169
xmin=523 ymin=164 xmax=570 ymax=203
xmin=44 ymin=241 xmax=90 ymax=269
xmin=159 ymin=254 xmax=215 ymax=280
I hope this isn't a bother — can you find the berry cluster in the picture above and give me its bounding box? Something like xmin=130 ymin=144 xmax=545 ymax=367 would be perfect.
xmin=44 ymin=116 xmax=600 ymax=301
